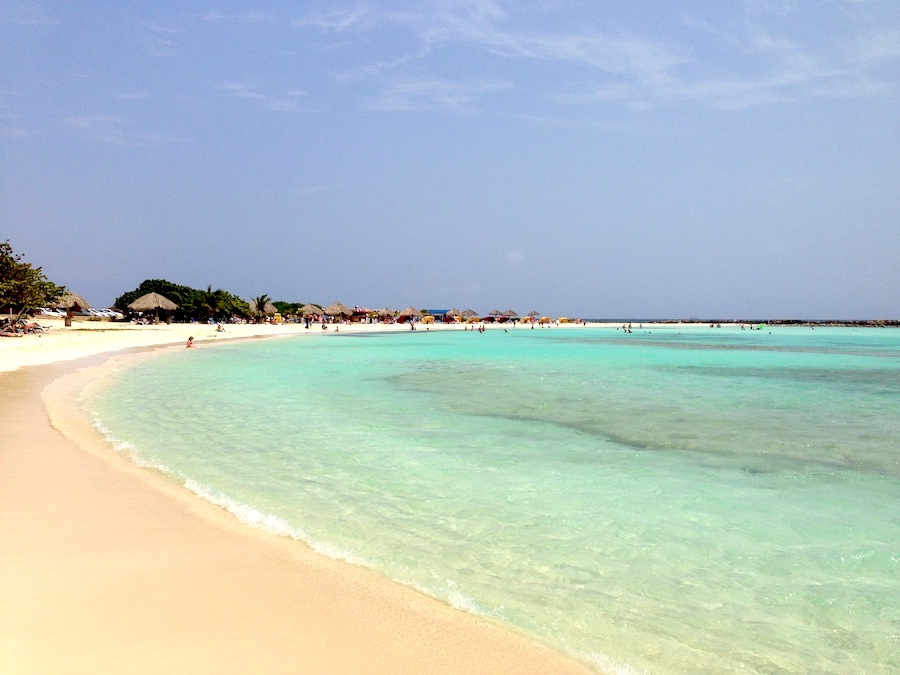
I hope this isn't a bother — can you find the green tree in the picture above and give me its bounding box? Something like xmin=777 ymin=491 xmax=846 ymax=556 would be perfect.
xmin=273 ymin=300 xmax=297 ymax=315
xmin=251 ymin=294 xmax=271 ymax=322
xmin=199 ymin=285 xmax=227 ymax=321
xmin=115 ymin=279 xmax=195 ymax=321
xmin=0 ymin=240 xmax=66 ymax=321
xmin=114 ymin=279 xmax=251 ymax=323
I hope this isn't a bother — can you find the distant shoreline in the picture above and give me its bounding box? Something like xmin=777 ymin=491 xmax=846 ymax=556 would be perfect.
xmin=589 ymin=319 xmax=899 ymax=327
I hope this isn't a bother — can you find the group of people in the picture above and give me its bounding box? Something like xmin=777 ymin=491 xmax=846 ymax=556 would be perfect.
xmin=1 ymin=318 xmax=48 ymax=337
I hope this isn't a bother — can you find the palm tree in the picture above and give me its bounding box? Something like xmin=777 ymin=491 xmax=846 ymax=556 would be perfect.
xmin=251 ymin=294 xmax=271 ymax=323
xmin=200 ymin=285 xmax=226 ymax=321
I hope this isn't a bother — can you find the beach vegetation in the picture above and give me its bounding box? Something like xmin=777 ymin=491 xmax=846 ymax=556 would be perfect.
xmin=0 ymin=240 xmax=66 ymax=321
xmin=115 ymin=279 xmax=250 ymax=322
xmin=273 ymin=301 xmax=303 ymax=317
xmin=200 ymin=285 xmax=228 ymax=321
xmin=251 ymin=294 xmax=272 ymax=321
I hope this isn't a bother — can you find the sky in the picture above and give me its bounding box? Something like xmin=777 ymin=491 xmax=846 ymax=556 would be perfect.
xmin=2 ymin=1 xmax=898 ymax=319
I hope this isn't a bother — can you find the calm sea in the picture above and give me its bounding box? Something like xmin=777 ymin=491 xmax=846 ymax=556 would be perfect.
xmin=82 ymin=326 xmax=899 ymax=674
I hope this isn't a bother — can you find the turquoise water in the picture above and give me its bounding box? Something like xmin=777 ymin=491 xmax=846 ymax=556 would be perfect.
xmin=83 ymin=326 xmax=899 ymax=673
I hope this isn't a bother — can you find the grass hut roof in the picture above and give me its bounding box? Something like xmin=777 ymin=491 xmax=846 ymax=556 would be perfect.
xmin=127 ymin=292 xmax=178 ymax=312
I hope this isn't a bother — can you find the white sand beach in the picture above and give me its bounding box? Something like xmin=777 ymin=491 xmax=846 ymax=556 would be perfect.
xmin=0 ymin=318 xmax=597 ymax=674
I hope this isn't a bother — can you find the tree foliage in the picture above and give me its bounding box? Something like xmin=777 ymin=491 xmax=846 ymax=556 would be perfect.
xmin=114 ymin=279 xmax=249 ymax=322
xmin=0 ymin=240 xmax=66 ymax=320
xmin=251 ymin=294 xmax=272 ymax=321
xmin=273 ymin=300 xmax=303 ymax=316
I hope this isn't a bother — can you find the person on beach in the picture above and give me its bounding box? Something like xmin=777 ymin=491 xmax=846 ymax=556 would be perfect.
xmin=186 ymin=336 xmax=195 ymax=348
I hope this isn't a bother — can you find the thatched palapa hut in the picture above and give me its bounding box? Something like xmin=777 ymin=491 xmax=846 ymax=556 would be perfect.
xmin=324 ymin=302 xmax=353 ymax=319
xmin=52 ymin=292 xmax=91 ymax=312
xmin=299 ymin=303 xmax=322 ymax=317
xmin=128 ymin=292 xmax=178 ymax=323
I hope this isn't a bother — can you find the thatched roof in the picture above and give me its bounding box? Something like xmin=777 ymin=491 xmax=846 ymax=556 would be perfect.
xmin=377 ymin=307 xmax=395 ymax=317
xmin=461 ymin=308 xmax=478 ymax=318
xmin=324 ymin=302 xmax=352 ymax=317
xmin=397 ymin=305 xmax=422 ymax=318
xmin=445 ymin=308 xmax=461 ymax=317
xmin=299 ymin=303 xmax=322 ymax=316
xmin=128 ymin=292 xmax=178 ymax=312
xmin=52 ymin=292 xmax=90 ymax=310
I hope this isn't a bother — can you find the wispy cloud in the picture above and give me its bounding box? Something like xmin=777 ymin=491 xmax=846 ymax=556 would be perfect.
xmin=294 ymin=3 xmax=897 ymax=113
xmin=215 ymin=82 xmax=308 ymax=112
xmin=294 ymin=8 xmax=373 ymax=33
xmin=505 ymin=249 xmax=524 ymax=268
xmin=63 ymin=115 xmax=176 ymax=146
xmin=1 ymin=126 xmax=29 ymax=138
xmin=370 ymin=77 xmax=512 ymax=111
xmin=216 ymin=82 xmax=267 ymax=101
xmin=145 ymin=22 xmax=182 ymax=35
xmin=203 ymin=11 xmax=278 ymax=23
xmin=422 ymin=12 xmax=686 ymax=85
xmin=848 ymin=29 xmax=900 ymax=64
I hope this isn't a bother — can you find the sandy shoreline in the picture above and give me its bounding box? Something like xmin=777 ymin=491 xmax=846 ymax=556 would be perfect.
xmin=0 ymin=320 xmax=598 ymax=674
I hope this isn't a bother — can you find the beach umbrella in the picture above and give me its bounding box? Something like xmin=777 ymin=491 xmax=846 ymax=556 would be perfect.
xmin=377 ymin=307 xmax=395 ymax=318
xmin=398 ymin=306 xmax=423 ymax=318
xmin=324 ymin=302 xmax=352 ymax=317
xmin=299 ymin=303 xmax=321 ymax=316
xmin=128 ymin=292 xmax=178 ymax=312
xmin=503 ymin=309 xmax=519 ymax=318
xmin=128 ymin=292 xmax=178 ymax=324
xmin=52 ymin=292 xmax=91 ymax=311
xmin=445 ymin=308 xmax=461 ymax=318
xmin=461 ymin=308 xmax=478 ymax=318
xmin=527 ymin=310 xmax=540 ymax=317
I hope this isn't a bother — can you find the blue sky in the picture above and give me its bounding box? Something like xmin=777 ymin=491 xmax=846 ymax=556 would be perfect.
xmin=2 ymin=1 xmax=898 ymax=319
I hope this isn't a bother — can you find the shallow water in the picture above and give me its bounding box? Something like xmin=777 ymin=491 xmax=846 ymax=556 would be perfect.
xmin=83 ymin=326 xmax=900 ymax=673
